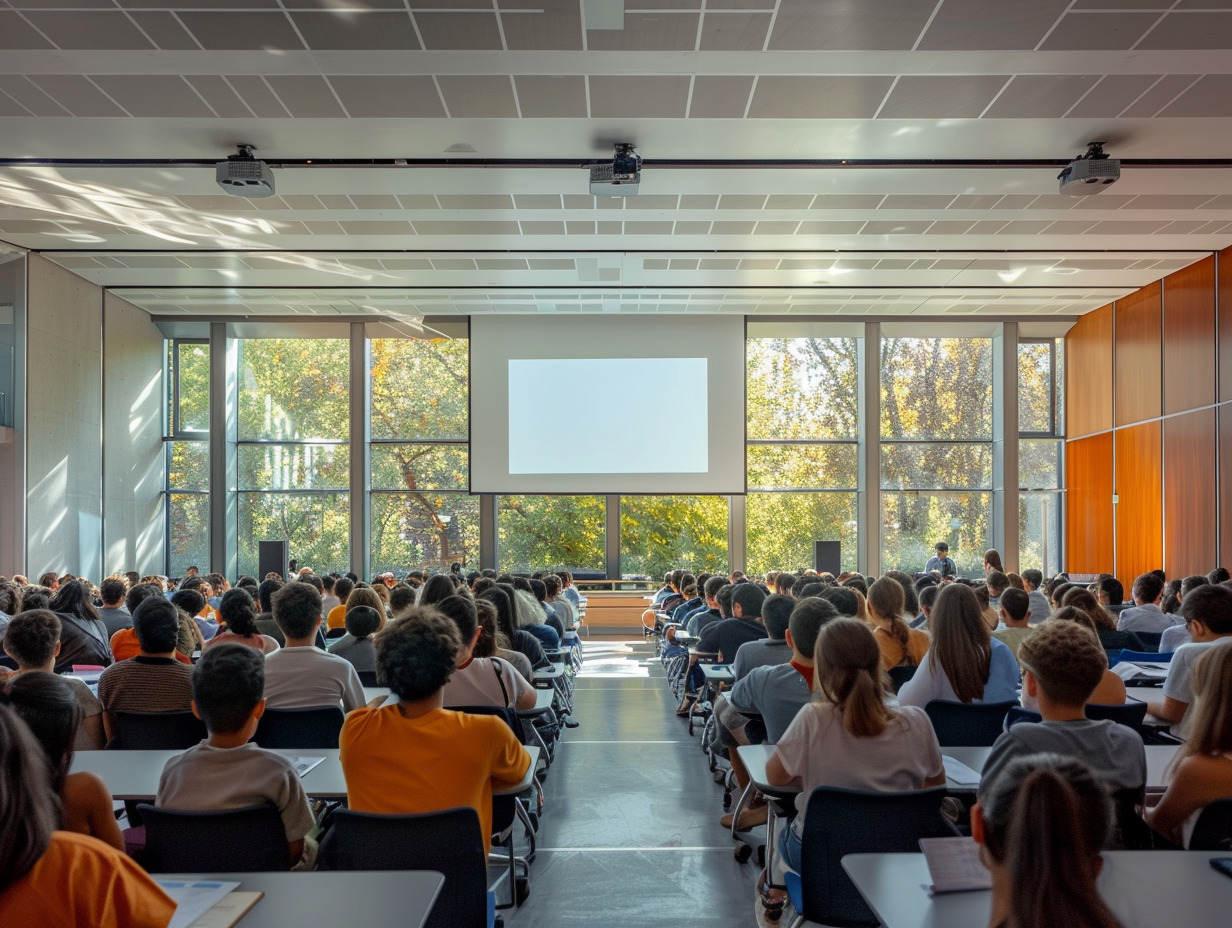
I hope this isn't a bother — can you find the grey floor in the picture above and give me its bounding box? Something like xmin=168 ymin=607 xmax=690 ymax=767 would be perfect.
xmin=507 ymin=640 xmax=762 ymax=927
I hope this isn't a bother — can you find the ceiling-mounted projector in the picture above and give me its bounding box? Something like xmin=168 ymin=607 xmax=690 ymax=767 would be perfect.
xmin=1058 ymin=142 xmax=1120 ymax=195
xmin=590 ymin=143 xmax=642 ymax=197
xmin=216 ymin=144 xmax=275 ymax=198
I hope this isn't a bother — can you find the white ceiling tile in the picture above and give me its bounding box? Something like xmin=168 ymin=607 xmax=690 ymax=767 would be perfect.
xmin=699 ymin=11 xmax=770 ymax=51
xmin=1160 ymin=75 xmax=1232 ymax=117
xmin=588 ymin=12 xmax=699 ymax=50
xmin=0 ymin=11 xmax=52 ymax=48
xmin=878 ymin=75 xmax=1009 ymax=119
xmin=436 ymin=195 xmax=514 ymax=210
xmin=881 ymin=195 xmax=957 ymax=210
xmin=673 ymin=221 xmax=712 ymax=234
xmin=1121 ymin=75 xmax=1201 ymax=117
xmin=813 ymin=195 xmax=885 ymax=210
xmin=1138 ymin=12 xmax=1232 ymax=49
xmin=718 ymin=194 xmax=766 ymax=209
xmin=749 ymin=76 xmax=895 ymax=118
xmin=414 ymin=221 xmax=520 ymax=235
xmin=1086 ymin=220 xmax=1170 ymax=234
xmin=861 ymin=220 xmax=931 ymax=235
xmin=679 ymin=195 xmax=719 ymax=209
xmin=289 ymin=12 xmax=419 ymax=50
xmin=414 ymin=11 xmax=502 ymax=50
xmin=90 ymin=75 xmax=213 ymax=117
xmin=765 ymin=195 xmax=814 ymax=210
xmin=265 ymin=76 xmax=345 ymax=117
xmin=1066 ymin=74 xmax=1162 ymax=117
xmin=1123 ymin=194 xmax=1215 ymax=209
xmin=688 ymin=75 xmax=755 ymax=118
xmin=921 ymin=0 xmax=1070 ymax=50
xmin=626 ymin=195 xmax=680 ymax=210
xmin=222 ymin=76 xmax=288 ymax=117
xmin=183 ymin=76 xmax=251 ymax=117
xmin=338 ymin=221 xmax=414 ymax=235
xmin=984 ymin=75 xmax=1102 ymax=117
xmin=28 ymin=75 xmax=126 ymax=116
xmin=1069 ymin=194 xmax=1137 ymax=210
xmin=500 ymin=1 xmax=583 ymax=51
xmin=996 ymin=220 xmax=1053 ymax=234
xmin=797 ymin=221 xmax=866 ymax=234
xmin=768 ymin=0 xmax=935 ymax=50
xmin=565 ymin=221 xmax=595 ymax=234
xmin=395 ymin=196 xmax=439 ymax=210
xmin=513 ymin=76 xmax=586 ymax=118
xmin=589 ymin=76 xmax=691 ymax=118
xmin=1043 ymin=220 xmax=1097 ymax=234
xmin=23 ymin=11 xmax=153 ymax=48
xmin=754 ymin=221 xmax=798 ymax=234
xmin=437 ymin=76 xmax=518 ymax=118
xmin=624 ymin=221 xmax=673 ymax=234
xmin=924 ymin=221 xmax=975 ymax=234
xmin=712 ymin=221 xmax=756 ymax=234
xmin=349 ymin=195 xmax=400 ymax=210
xmin=128 ymin=11 xmax=199 ymax=49
xmin=520 ymin=221 xmax=565 ymax=234
xmin=316 ymin=195 xmax=354 ymax=210
xmin=327 ymin=76 xmax=445 ymax=118
xmin=1038 ymin=12 xmax=1160 ymax=50
xmin=178 ymin=11 xmax=302 ymax=49
xmin=949 ymin=195 xmax=1002 ymax=210
xmin=513 ymin=195 xmax=563 ymax=209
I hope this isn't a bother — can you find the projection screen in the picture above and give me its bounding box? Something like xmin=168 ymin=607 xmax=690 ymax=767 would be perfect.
xmin=469 ymin=315 xmax=746 ymax=494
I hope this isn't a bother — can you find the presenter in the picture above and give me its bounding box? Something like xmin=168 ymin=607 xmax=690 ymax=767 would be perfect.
xmin=924 ymin=542 xmax=957 ymax=578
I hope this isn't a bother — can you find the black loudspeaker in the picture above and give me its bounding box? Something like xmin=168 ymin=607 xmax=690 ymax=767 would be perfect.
xmin=259 ymin=540 xmax=289 ymax=580
xmin=814 ymin=541 xmax=841 ymax=575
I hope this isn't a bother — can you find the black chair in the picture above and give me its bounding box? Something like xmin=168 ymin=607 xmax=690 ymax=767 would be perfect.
xmin=325 ymin=627 xmax=347 ymax=640
xmin=924 ymin=700 xmax=1018 ymax=746
xmin=1086 ymin=700 xmax=1149 ymax=729
xmin=1133 ymin=631 xmax=1163 ymax=653
xmin=319 ymin=807 xmax=489 ymax=928
xmin=110 ymin=711 xmax=206 ymax=750
xmin=137 ymin=803 xmax=289 ymax=872
xmin=784 ymin=786 xmax=959 ymax=928
xmin=1188 ymin=798 xmax=1232 ymax=851
xmin=356 ymin=669 xmax=379 ymax=687
xmin=887 ymin=664 xmax=917 ymax=693
xmin=253 ymin=706 xmax=345 ymax=749
xmin=1005 ymin=706 xmax=1042 ymax=728
xmin=1110 ymin=787 xmax=1153 ymax=850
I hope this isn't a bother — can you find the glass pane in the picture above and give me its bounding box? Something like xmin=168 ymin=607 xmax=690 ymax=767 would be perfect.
xmin=881 ymin=442 xmax=993 ymax=490
xmin=168 ymin=493 xmax=209 ymax=577
xmin=176 ymin=342 xmax=210 ymax=433
xmin=1019 ymin=491 xmax=1062 ymax=578
xmin=747 ymin=443 xmax=858 ymax=490
xmin=1017 ymin=341 xmax=1054 ymax=434
xmin=370 ymin=337 xmax=468 ymax=440
xmin=371 ymin=444 xmax=467 ymax=491
xmin=497 ymin=496 xmax=606 ymax=574
xmin=880 ymin=337 xmax=992 ymax=440
xmin=620 ymin=495 xmax=728 ymax=578
xmin=746 ymin=492 xmax=858 ymax=575
xmin=370 ymin=492 xmax=479 ymax=574
xmin=239 ymin=444 xmax=349 ymax=491
xmin=238 ymin=339 xmax=349 ymax=440
xmin=880 ymin=491 xmax=992 ymax=578
xmin=167 ymin=441 xmax=209 ymax=491
xmin=748 ymin=337 xmax=860 ymax=440
xmin=1019 ymin=438 xmax=1061 ymax=490
xmin=238 ymin=492 xmax=350 ymax=577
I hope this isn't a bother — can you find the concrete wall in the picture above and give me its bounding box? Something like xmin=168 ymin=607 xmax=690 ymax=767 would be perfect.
xmin=102 ymin=292 xmax=165 ymax=576
xmin=0 ymin=254 xmax=24 ymax=575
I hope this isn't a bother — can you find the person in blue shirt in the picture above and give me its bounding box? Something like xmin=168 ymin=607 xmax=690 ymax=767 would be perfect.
xmin=924 ymin=541 xmax=958 ymax=578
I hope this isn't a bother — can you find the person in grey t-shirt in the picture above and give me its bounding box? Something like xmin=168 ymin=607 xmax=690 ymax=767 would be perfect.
xmin=731 ymin=594 xmax=794 ymax=681
xmin=327 ymin=604 xmax=380 ymax=674
xmin=1116 ymin=572 xmax=1181 ymax=634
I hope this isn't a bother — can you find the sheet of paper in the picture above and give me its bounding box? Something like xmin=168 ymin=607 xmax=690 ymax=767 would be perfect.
xmin=919 ymin=836 xmax=992 ymax=894
xmin=1112 ymin=662 xmax=1169 ymax=682
xmin=287 ymin=755 xmax=325 ymax=778
xmin=942 ymin=755 xmax=982 ymax=787
xmin=157 ymin=880 xmax=240 ymax=928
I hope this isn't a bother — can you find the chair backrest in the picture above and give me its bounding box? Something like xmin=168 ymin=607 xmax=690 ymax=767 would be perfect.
xmin=111 ymin=711 xmax=206 ymax=750
xmin=1119 ymin=650 xmax=1172 ymax=664
xmin=887 ymin=664 xmax=916 ymax=693
xmin=253 ymin=705 xmax=345 ymax=749
xmin=1132 ymin=631 xmax=1163 ymax=652
xmin=319 ymin=807 xmax=487 ymax=928
xmin=1005 ymin=706 xmax=1042 ymax=727
xmin=325 ymin=627 xmax=347 ymax=640
xmin=137 ymin=803 xmax=288 ymax=872
xmin=1188 ymin=797 xmax=1232 ymax=851
xmin=924 ymin=700 xmax=1018 ymax=746
xmin=1085 ymin=701 xmax=1149 ymax=729
xmin=797 ymin=786 xmax=958 ymax=927
xmin=1110 ymin=787 xmax=1152 ymax=850
xmin=356 ymin=669 xmax=379 ymax=687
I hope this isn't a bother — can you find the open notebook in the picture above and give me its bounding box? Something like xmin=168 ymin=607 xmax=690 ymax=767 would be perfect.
xmin=157 ymin=881 xmax=262 ymax=928
xmin=919 ymin=837 xmax=992 ymax=894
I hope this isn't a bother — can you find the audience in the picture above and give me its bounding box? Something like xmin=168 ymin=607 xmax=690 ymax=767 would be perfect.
xmin=1021 ymin=569 xmax=1051 ymax=625
xmin=263 ymin=582 xmax=365 ymax=713
xmin=96 ymin=578 xmax=131 ymax=638
xmin=435 ymin=595 xmax=536 ymax=710
xmin=325 ymin=604 xmax=380 ymax=674
xmin=255 ymin=578 xmax=286 ymax=646
xmin=49 ymin=581 xmax=112 ymax=671
xmin=1146 ymin=584 xmax=1232 ymax=736
xmin=204 ymin=588 xmax=279 ymax=654
xmin=992 ymin=588 xmax=1033 ymax=658
xmin=866 ymin=576 xmax=929 ymax=672
xmin=731 ymin=593 xmax=793 ymax=679
xmin=1116 ymin=572 xmax=1180 ymax=633
xmin=1031 ymin=608 xmax=1127 ymax=708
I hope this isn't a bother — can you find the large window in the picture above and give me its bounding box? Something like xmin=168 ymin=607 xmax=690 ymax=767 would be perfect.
xmin=165 ymin=340 xmax=210 ymax=576
xmin=1018 ymin=338 xmax=1064 ymax=576
xmin=497 ymin=496 xmax=606 ymax=574
xmin=620 ymin=495 xmax=728 ymax=577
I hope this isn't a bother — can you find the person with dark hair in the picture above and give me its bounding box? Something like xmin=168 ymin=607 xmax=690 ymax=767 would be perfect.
xmin=327 ymin=605 xmax=381 ymax=674
xmin=97 ymin=578 xmax=131 ymax=638
xmin=1021 ymin=568 xmax=1051 ymax=624
xmin=156 ymin=644 xmax=316 ymax=867
xmin=321 ymin=574 xmax=340 ymax=615
xmin=204 ymin=587 xmax=279 ymax=654
xmin=0 ymin=703 xmax=175 ymax=926
xmin=992 ymin=587 xmax=1033 ymax=658
xmin=697 ymin=582 xmax=768 ymax=664
xmin=480 ymin=585 xmax=548 ymax=670
xmin=97 ymin=597 xmax=194 ymax=744
xmin=1146 ymin=584 xmax=1232 ymax=737
xmin=1097 ymin=576 xmax=1126 ymax=612
xmin=48 ymin=580 xmax=111 ymax=672
xmin=255 ymin=577 xmax=286 ymax=646
xmin=685 ymin=576 xmax=726 ymax=636
xmin=925 ymin=542 xmax=957 ymax=578
xmin=1209 ymin=566 xmax=1231 ymax=586
xmin=388 ymin=583 xmax=416 ymax=618
xmin=473 ymin=598 xmax=533 ymax=683
xmin=325 ymin=576 xmax=356 ymax=630
xmin=124 ymin=582 xmax=160 ymax=617
xmin=867 ymin=576 xmax=928 ymax=671
xmin=418 ymin=573 xmax=456 ymax=608
xmin=527 ymin=578 xmax=566 ymax=638
xmin=1159 ymin=576 xmax=1214 ymax=651
xmin=731 ymin=593 xmax=794 ymax=679
xmin=913 ymin=584 xmax=939 ymax=631
xmin=338 ymin=607 xmax=531 ymax=855
xmin=264 ymin=582 xmax=364 ymax=713
xmin=1116 ymin=572 xmax=1178 ymax=633
xmin=435 ymin=595 xmax=535 ymax=710
xmin=983 ymin=548 xmax=1005 ymax=575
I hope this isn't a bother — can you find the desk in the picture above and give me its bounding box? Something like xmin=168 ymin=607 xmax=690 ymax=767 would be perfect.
xmin=363 ymin=685 xmax=391 ymax=704
xmin=943 ymin=744 xmax=1178 ymax=791
xmin=698 ymin=663 xmax=735 ymax=687
xmin=517 ymin=688 xmax=555 ymax=716
xmin=842 ymin=851 xmax=1232 ymax=928
xmin=160 ymin=871 xmax=444 ymax=928
xmin=735 ymin=744 xmax=802 ymax=887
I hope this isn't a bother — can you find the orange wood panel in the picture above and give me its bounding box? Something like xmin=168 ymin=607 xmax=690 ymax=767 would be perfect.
xmin=1163 ymin=255 xmax=1216 ymax=415
xmin=1065 ymin=433 xmax=1113 ymax=574
xmin=1115 ymin=422 xmax=1163 ymax=583
xmin=1115 ymin=281 xmax=1162 ymax=426
xmin=1221 ymin=406 xmax=1232 ymax=567
xmin=1220 ymin=247 xmax=1232 ymax=404
xmin=1066 ymin=304 xmax=1113 ymax=438
xmin=1164 ymin=409 xmax=1217 ymax=577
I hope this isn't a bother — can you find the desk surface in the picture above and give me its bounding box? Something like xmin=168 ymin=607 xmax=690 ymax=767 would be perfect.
xmin=842 ymin=851 xmax=1232 ymax=928
xmin=735 ymin=745 xmax=800 ymax=800
xmin=160 ymin=871 xmax=444 ymax=928
xmin=699 ymin=664 xmax=735 ymax=684
xmin=533 ymin=664 xmax=564 ymax=681
xmin=517 ymin=688 xmax=555 ymax=715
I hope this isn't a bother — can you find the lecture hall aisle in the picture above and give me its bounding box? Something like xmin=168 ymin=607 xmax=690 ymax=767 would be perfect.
xmin=508 ymin=640 xmax=760 ymax=928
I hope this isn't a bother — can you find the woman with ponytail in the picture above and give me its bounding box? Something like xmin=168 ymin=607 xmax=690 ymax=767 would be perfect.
xmin=974 ymin=753 xmax=1122 ymax=928
xmin=866 ymin=576 xmax=929 ymax=672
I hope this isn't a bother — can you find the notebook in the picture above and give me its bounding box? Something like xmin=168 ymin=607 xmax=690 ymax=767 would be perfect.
xmin=287 ymin=755 xmax=325 ymax=778
xmin=941 ymin=755 xmax=982 ymax=788
xmin=919 ymin=837 xmax=992 ymax=894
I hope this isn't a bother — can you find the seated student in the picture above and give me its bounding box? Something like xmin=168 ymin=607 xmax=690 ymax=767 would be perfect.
xmin=338 ymin=608 xmax=531 ymax=854
xmin=731 ymin=593 xmax=794 ymax=680
xmin=324 ymin=576 xmax=355 ymax=630
xmin=109 ymin=589 xmax=202 ymax=665
xmin=974 ymin=754 xmax=1124 ymax=928
xmin=1157 ymin=575 xmax=1211 ymax=652
xmin=96 ymin=578 xmax=132 ymax=639
xmin=542 ymin=575 xmax=574 ymax=630
xmin=156 ymin=644 xmax=317 ymax=867
xmin=1021 ymin=569 xmax=1052 ymax=625
xmin=263 ymin=581 xmax=365 ymax=713
xmin=2 ymin=610 xmax=104 ymax=750
xmin=1146 ymin=643 xmax=1232 ymax=846
xmin=326 ymin=605 xmax=380 ymax=674
xmin=986 ymin=570 xmax=1009 ymax=611
xmin=472 ymin=599 xmax=534 ymax=685
xmin=975 ymin=584 xmax=1000 ymax=632
xmin=992 ymin=588 xmax=1033 ymax=658
xmin=1 ymin=672 xmax=124 ymax=851
xmin=1063 ymin=588 xmax=1148 ymax=654
xmin=1116 ymin=572 xmax=1181 ymax=634
xmin=48 ymin=581 xmax=112 ymax=672
xmin=512 ymin=580 xmax=560 ymax=651
xmin=1146 ymin=584 xmax=1232 ymax=737
xmin=255 ymin=577 xmax=287 ymax=646
xmin=696 ymin=582 xmax=769 ymax=664
xmin=883 ymin=570 xmax=922 ymax=624
xmin=686 ymin=576 xmax=727 ymax=636
xmin=764 ymin=619 xmax=945 ymax=923
xmin=866 ymin=576 xmax=929 ymax=672
xmin=204 ymin=588 xmax=279 ymax=654
xmin=0 ymin=704 xmax=175 ymax=927
xmin=1098 ymin=577 xmax=1127 ymax=615
xmin=528 ymin=578 xmax=565 ymax=638
xmin=97 ymin=597 xmax=195 ymax=744
xmin=983 ymin=621 xmax=1145 ymax=793
xmin=1026 ymin=608 xmax=1127 ymax=709
xmin=435 ymin=595 xmax=536 ymax=711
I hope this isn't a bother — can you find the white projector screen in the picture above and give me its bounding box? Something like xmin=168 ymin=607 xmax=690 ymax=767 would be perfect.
xmin=470 ymin=315 xmax=746 ymax=494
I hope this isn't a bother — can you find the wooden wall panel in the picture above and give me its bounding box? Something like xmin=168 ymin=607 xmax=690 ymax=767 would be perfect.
xmin=1221 ymin=406 xmax=1232 ymax=568
xmin=1163 ymin=256 xmax=1216 ymax=415
xmin=1115 ymin=422 xmax=1163 ymax=582
xmin=1220 ymin=247 xmax=1232 ymax=404
xmin=1164 ymin=409 xmax=1217 ymax=577
xmin=1066 ymin=304 xmax=1113 ymax=438
xmin=1065 ymin=433 xmax=1114 ymax=574
xmin=1115 ymin=281 xmax=1162 ymax=426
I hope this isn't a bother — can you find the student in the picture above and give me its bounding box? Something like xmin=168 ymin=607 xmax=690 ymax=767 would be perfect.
xmin=992 ymin=588 xmax=1033 ymax=658
xmin=263 ymin=581 xmax=365 ymax=713
xmin=1158 ymin=576 xmax=1211 ymax=652
xmin=1025 ymin=608 xmax=1126 ymax=709
xmin=925 ymin=542 xmax=957 ymax=578
xmin=96 ymin=578 xmax=131 ymax=638
xmin=685 ymin=575 xmax=726 ymax=636
xmin=974 ymin=584 xmax=1000 ymax=632
xmin=983 ymin=548 xmax=1005 ymax=575
xmin=474 ymin=598 xmax=534 ymax=684
xmin=1116 ymin=572 xmax=1181 ymax=634
xmin=479 ymin=584 xmax=548 ymax=671
xmin=326 ymin=604 xmax=380 ymax=674
xmin=764 ymin=619 xmax=945 ymax=923
xmin=897 ymin=583 xmax=1020 ymax=708
xmin=48 ymin=580 xmax=112 ymax=671
xmin=1098 ymin=577 xmax=1127 ymax=614
xmin=204 ymin=587 xmax=279 ymax=654
xmin=512 ymin=579 xmax=560 ymax=650
xmin=974 ymin=755 xmax=1123 ymax=928
xmin=912 ymin=584 xmax=938 ymax=632
xmin=1146 ymin=643 xmax=1232 ymax=846
xmin=255 ymin=577 xmax=286 ymax=646
xmin=435 ymin=595 xmax=536 ymax=710
xmin=986 ymin=571 xmax=1009 ymax=610
xmin=325 ymin=576 xmax=355 ymax=629
xmin=418 ymin=574 xmax=456 ymax=607
xmin=2 ymin=609 xmax=105 ymax=750
xmin=1063 ymin=588 xmax=1148 ymax=654
xmin=1146 ymin=584 xmax=1232 ymax=737
xmin=1021 ymin=569 xmax=1051 ymax=625
xmin=695 ymin=582 xmax=769 ymax=665
xmin=156 ymin=644 xmax=317 ymax=867
xmin=982 ymin=621 xmax=1145 ymax=792
xmin=337 ymin=607 xmax=531 ymax=854
xmin=866 ymin=576 xmax=929 ymax=672
xmin=731 ymin=593 xmax=794 ymax=680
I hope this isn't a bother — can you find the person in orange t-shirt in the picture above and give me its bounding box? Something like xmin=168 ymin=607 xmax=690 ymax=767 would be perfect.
xmin=339 ymin=606 xmax=530 ymax=852
xmin=0 ymin=704 xmax=175 ymax=928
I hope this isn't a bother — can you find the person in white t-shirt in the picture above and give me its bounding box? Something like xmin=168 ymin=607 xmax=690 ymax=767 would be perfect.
xmin=435 ymin=594 xmax=536 ymax=711
xmin=263 ymin=581 xmax=365 ymax=713
xmin=1147 ymin=584 xmax=1232 ymax=737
